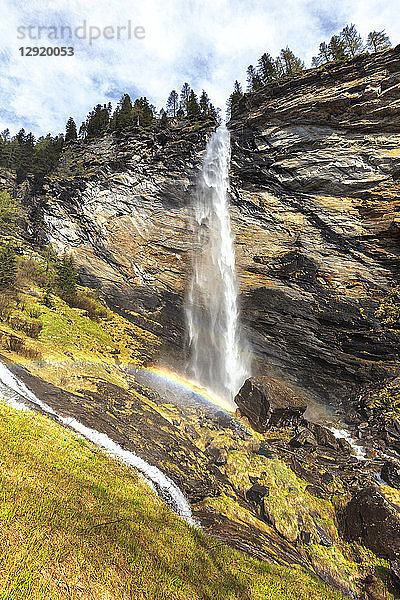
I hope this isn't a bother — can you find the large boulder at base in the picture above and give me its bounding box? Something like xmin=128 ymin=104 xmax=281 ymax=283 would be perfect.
xmin=234 ymin=376 xmax=307 ymax=433
xmin=340 ymin=486 xmax=400 ymax=559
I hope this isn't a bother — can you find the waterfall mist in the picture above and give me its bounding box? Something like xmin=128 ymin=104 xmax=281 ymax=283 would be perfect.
xmin=185 ymin=124 xmax=251 ymax=407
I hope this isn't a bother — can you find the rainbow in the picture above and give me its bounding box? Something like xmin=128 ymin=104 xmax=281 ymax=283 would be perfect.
xmin=137 ymin=367 xmax=237 ymax=413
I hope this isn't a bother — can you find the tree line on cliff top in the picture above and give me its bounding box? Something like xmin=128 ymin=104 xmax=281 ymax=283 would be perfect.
xmin=228 ymin=25 xmax=392 ymax=112
xmin=0 ymin=82 xmax=218 ymax=185
xmin=0 ymin=24 xmax=392 ymax=186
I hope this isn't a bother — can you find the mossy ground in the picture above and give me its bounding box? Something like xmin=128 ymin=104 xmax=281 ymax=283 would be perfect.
xmin=194 ymin=426 xmax=394 ymax=597
xmin=0 ymin=402 xmax=345 ymax=600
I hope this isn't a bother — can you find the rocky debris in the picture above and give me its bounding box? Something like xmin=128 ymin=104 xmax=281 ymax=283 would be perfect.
xmin=340 ymin=486 xmax=400 ymax=559
xmin=204 ymin=445 xmax=227 ymax=466
xmin=246 ymin=483 xmax=269 ymax=504
xmin=289 ymin=428 xmax=318 ymax=448
xmin=306 ymin=485 xmax=328 ymax=500
xmin=313 ymin=522 xmax=333 ymax=547
xmin=252 ymin=444 xmax=274 ymax=458
xmin=381 ymin=461 xmax=400 ymax=489
xmin=235 ymin=376 xmax=307 ymax=433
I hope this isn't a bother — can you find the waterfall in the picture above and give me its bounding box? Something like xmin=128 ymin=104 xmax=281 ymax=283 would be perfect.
xmin=185 ymin=124 xmax=251 ymax=407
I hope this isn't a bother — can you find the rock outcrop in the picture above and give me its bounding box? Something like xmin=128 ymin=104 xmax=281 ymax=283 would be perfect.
xmin=235 ymin=375 xmax=306 ymax=432
xmin=340 ymin=485 xmax=400 ymax=558
xmin=381 ymin=461 xmax=400 ymax=489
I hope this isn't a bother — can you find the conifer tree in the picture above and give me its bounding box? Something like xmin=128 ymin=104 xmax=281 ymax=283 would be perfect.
xmin=208 ymin=103 xmax=219 ymax=123
xmin=180 ymin=83 xmax=191 ymax=116
xmin=55 ymin=254 xmax=77 ymax=299
xmin=33 ymin=134 xmax=64 ymax=184
xmin=132 ymin=97 xmax=154 ymax=127
xmin=0 ymin=191 xmax=18 ymax=237
xmin=166 ymin=90 xmax=179 ymax=117
xmin=246 ymin=65 xmax=263 ymax=91
xmin=159 ymin=109 xmax=168 ymax=128
xmin=258 ymin=53 xmax=276 ymax=83
xmin=85 ymin=104 xmax=110 ymax=138
xmin=280 ymin=47 xmax=305 ymax=76
xmin=228 ymin=80 xmax=243 ymax=109
xmin=328 ymin=35 xmax=347 ymax=61
xmin=65 ymin=117 xmax=78 ymax=142
xmin=187 ymin=90 xmax=200 ymax=119
xmin=199 ymin=90 xmax=211 ymax=118
xmin=111 ymin=94 xmax=134 ymax=132
xmin=367 ymin=30 xmax=391 ymax=53
xmin=340 ymin=24 xmax=364 ymax=57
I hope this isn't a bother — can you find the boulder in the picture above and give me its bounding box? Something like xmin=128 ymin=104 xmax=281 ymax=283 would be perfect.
xmin=340 ymin=486 xmax=400 ymax=559
xmin=246 ymin=483 xmax=269 ymax=504
xmin=381 ymin=461 xmax=400 ymax=490
xmin=205 ymin=445 xmax=227 ymax=466
xmin=289 ymin=428 xmax=317 ymax=448
xmin=235 ymin=376 xmax=307 ymax=433
xmin=307 ymin=423 xmax=339 ymax=450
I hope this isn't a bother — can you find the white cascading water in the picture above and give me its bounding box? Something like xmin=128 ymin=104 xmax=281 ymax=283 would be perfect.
xmin=0 ymin=362 xmax=196 ymax=526
xmin=186 ymin=124 xmax=251 ymax=407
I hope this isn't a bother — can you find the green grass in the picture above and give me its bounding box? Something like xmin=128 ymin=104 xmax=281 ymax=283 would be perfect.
xmin=0 ymin=402 xmax=345 ymax=600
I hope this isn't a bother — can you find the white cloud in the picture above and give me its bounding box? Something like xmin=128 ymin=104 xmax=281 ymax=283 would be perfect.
xmin=0 ymin=0 xmax=398 ymax=136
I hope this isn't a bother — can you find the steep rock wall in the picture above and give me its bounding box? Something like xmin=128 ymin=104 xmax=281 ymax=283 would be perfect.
xmin=228 ymin=46 xmax=400 ymax=408
xmin=23 ymin=47 xmax=400 ymax=410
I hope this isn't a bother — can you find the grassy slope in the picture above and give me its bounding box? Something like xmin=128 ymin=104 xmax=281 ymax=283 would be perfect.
xmin=0 ymin=403 xmax=344 ymax=600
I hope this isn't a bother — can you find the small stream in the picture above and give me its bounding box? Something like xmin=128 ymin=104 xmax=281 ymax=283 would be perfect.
xmin=0 ymin=363 xmax=197 ymax=527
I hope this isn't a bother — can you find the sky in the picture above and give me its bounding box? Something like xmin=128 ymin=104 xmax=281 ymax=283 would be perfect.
xmin=0 ymin=0 xmax=399 ymax=137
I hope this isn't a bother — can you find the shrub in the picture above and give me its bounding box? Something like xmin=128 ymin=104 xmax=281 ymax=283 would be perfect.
xmin=27 ymin=305 xmax=41 ymax=319
xmin=67 ymin=291 xmax=110 ymax=321
xmin=376 ymin=286 xmax=400 ymax=327
xmin=16 ymin=258 xmax=49 ymax=288
xmin=5 ymin=334 xmax=40 ymax=359
xmin=0 ymin=244 xmax=17 ymax=290
xmin=41 ymin=283 xmax=53 ymax=308
xmin=8 ymin=315 xmax=43 ymax=339
xmin=6 ymin=334 xmax=25 ymax=353
xmin=368 ymin=380 xmax=400 ymax=417
xmin=0 ymin=292 xmax=14 ymax=322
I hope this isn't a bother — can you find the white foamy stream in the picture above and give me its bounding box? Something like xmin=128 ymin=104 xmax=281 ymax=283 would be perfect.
xmin=0 ymin=363 xmax=196 ymax=526
xmin=186 ymin=124 xmax=251 ymax=406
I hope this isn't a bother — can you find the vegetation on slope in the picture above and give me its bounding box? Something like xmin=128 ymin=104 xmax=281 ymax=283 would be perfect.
xmin=0 ymin=402 xmax=345 ymax=600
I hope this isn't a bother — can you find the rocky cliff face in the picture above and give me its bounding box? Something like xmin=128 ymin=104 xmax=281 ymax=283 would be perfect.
xmin=228 ymin=46 xmax=400 ymax=412
xmin=25 ymin=120 xmax=215 ymax=360
xmin=26 ymin=47 xmax=400 ymax=421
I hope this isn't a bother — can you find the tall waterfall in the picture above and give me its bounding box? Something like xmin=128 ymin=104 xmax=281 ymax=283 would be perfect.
xmin=185 ymin=124 xmax=251 ymax=407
